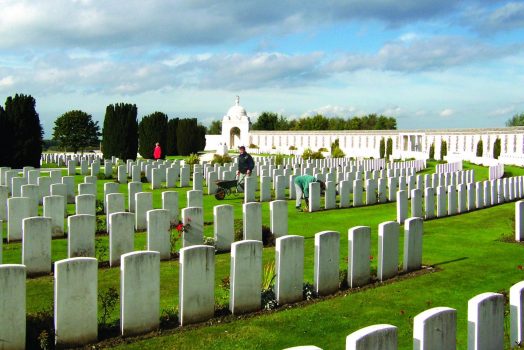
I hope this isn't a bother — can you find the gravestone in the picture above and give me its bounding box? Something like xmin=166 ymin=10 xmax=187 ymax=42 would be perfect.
xmin=68 ymin=214 xmax=96 ymax=258
xmin=181 ymin=207 xmax=204 ymax=247
xmin=0 ymin=264 xmax=26 ymax=349
xmin=179 ymin=245 xmax=215 ymax=325
xmin=270 ymin=200 xmax=288 ymax=237
xmin=243 ymin=202 xmax=262 ymax=241
xmin=378 ymin=221 xmax=399 ymax=281
xmin=275 ymin=235 xmax=304 ymax=305
xmin=54 ymin=258 xmax=98 ymax=347
xmin=229 ymin=240 xmax=263 ymax=315
xmin=22 ymin=217 xmax=52 ymax=276
xmin=135 ymin=192 xmax=153 ymax=231
xmin=314 ymin=231 xmax=340 ymax=296
xmin=120 ymin=251 xmax=160 ymax=336
xmin=348 ymin=226 xmax=370 ymax=288
xmin=147 ymin=209 xmax=171 ymax=260
xmin=109 ymin=212 xmax=135 ymax=267
xmin=214 ymin=204 xmax=234 ymax=252
xmin=413 ymin=307 xmax=457 ymax=350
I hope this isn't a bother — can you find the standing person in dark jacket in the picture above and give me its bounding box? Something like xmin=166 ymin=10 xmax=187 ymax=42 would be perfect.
xmin=236 ymin=145 xmax=254 ymax=177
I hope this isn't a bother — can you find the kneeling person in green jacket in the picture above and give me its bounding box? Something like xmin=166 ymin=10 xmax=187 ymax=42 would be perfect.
xmin=294 ymin=175 xmax=326 ymax=210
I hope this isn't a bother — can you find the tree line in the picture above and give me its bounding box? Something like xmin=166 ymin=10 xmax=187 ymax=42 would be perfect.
xmin=55 ymin=104 xmax=206 ymax=159
xmin=250 ymin=112 xmax=397 ymax=131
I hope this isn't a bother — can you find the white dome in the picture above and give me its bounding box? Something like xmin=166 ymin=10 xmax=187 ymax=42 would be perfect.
xmin=226 ymin=96 xmax=248 ymax=120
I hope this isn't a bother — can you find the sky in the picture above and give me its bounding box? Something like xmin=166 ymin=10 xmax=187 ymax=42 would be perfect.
xmin=1 ymin=0 xmax=524 ymax=137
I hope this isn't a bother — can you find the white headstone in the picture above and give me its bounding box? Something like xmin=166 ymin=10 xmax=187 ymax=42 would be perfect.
xmin=54 ymin=257 xmax=98 ymax=347
xmin=109 ymin=212 xmax=135 ymax=267
xmin=147 ymin=209 xmax=171 ymax=260
xmin=314 ymin=231 xmax=340 ymax=296
xmin=467 ymin=292 xmax=504 ymax=350
xmin=0 ymin=264 xmax=26 ymax=349
xmin=275 ymin=235 xmax=304 ymax=305
xmin=179 ymin=245 xmax=215 ymax=325
xmin=230 ymin=240 xmax=263 ymax=315
xmin=378 ymin=221 xmax=399 ymax=281
xmin=120 ymin=251 xmax=160 ymax=336
xmin=214 ymin=204 xmax=234 ymax=252
xmin=181 ymin=207 xmax=204 ymax=247
xmin=413 ymin=307 xmax=457 ymax=350
xmin=68 ymin=214 xmax=96 ymax=258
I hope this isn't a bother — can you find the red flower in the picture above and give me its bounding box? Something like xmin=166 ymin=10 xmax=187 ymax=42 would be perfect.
xmin=369 ymin=255 xmax=374 ymax=260
xmin=176 ymin=224 xmax=184 ymax=232
xmin=518 ymin=265 xmax=523 ymax=270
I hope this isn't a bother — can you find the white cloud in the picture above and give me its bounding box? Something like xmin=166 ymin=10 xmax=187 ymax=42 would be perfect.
xmin=465 ymin=2 xmax=524 ymax=33
xmin=326 ymin=36 xmax=523 ymax=73
xmin=0 ymin=76 xmax=15 ymax=87
xmin=302 ymin=105 xmax=362 ymax=118
xmin=440 ymin=108 xmax=454 ymax=117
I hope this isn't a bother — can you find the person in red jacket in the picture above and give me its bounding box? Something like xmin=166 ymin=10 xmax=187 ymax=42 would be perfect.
xmin=153 ymin=142 xmax=162 ymax=160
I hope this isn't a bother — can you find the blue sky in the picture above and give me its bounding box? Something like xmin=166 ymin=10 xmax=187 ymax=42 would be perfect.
xmin=0 ymin=0 xmax=523 ymax=136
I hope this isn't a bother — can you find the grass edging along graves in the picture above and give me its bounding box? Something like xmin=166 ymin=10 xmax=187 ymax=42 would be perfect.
xmin=5 ymin=160 xmax=524 ymax=348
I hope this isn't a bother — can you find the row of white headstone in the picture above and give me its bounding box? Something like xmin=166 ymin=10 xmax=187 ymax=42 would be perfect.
xmin=435 ymin=160 xmax=463 ymax=173
xmin=0 ymin=218 xmax=423 ymax=348
xmin=395 ymin=176 xmax=524 ymax=224
xmin=285 ymin=281 xmax=524 ymax=349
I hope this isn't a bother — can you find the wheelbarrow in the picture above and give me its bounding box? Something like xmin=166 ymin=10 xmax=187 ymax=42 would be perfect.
xmin=214 ymin=176 xmax=245 ymax=200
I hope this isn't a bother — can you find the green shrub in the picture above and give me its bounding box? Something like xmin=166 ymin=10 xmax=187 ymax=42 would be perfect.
xmin=249 ymin=143 xmax=259 ymax=149
xmin=301 ymin=148 xmax=324 ymax=160
xmin=476 ymin=140 xmax=483 ymax=157
xmin=275 ymin=153 xmax=285 ymax=166
xmin=493 ymin=138 xmax=501 ymax=159
xmin=318 ymin=147 xmax=328 ymax=152
xmin=185 ymin=153 xmax=200 ymax=165
xmin=211 ymin=154 xmax=232 ymax=165
xmin=289 ymin=145 xmax=297 ymax=150
xmin=331 ymin=147 xmax=345 ymax=158
xmin=429 ymin=143 xmax=435 ymax=160
xmin=379 ymin=138 xmax=385 ymax=158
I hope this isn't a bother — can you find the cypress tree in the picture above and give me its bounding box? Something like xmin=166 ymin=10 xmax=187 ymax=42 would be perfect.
xmin=4 ymin=94 xmax=43 ymax=168
xmin=440 ymin=140 xmax=448 ymax=160
xmin=175 ymin=118 xmax=207 ymax=155
xmin=138 ymin=112 xmax=168 ymax=159
xmin=0 ymin=105 xmax=11 ymax=166
xmin=166 ymin=118 xmax=179 ymax=156
xmin=493 ymin=138 xmax=501 ymax=159
xmin=476 ymin=140 xmax=483 ymax=157
xmin=102 ymin=103 xmax=138 ymax=160
xmin=386 ymin=138 xmax=393 ymax=159
xmin=379 ymin=138 xmax=385 ymax=158
xmin=429 ymin=143 xmax=435 ymax=160
xmin=176 ymin=118 xmax=196 ymax=156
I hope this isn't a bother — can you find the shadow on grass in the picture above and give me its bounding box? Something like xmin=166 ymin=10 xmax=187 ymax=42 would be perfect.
xmin=433 ymin=257 xmax=468 ymax=266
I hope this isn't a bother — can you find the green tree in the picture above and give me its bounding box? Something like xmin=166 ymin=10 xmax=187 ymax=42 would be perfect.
xmin=2 ymin=94 xmax=43 ymax=168
xmin=208 ymin=120 xmax=222 ymax=134
xmin=476 ymin=140 xmax=483 ymax=157
xmin=429 ymin=143 xmax=435 ymax=160
xmin=440 ymin=140 xmax=448 ymax=160
xmin=166 ymin=118 xmax=179 ymax=156
xmin=138 ymin=112 xmax=168 ymax=159
xmin=102 ymin=103 xmax=138 ymax=160
xmin=386 ymin=138 xmax=393 ymax=159
xmin=493 ymin=138 xmax=501 ymax=159
xmin=52 ymin=110 xmax=100 ymax=154
xmin=0 ymin=105 xmax=8 ymax=166
xmin=176 ymin=118 xmax=206 ymax=156
xmin=379 ymin=138 xmax=386 ymax=158
xmin=506 ymin=112 xmax=524 ymax=126
xmin=252 ymin=112 xmax=279 ymax=130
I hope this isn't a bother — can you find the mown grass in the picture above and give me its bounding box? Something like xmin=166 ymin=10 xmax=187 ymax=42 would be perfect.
xmin=3 ymin=160 xmax=524 ymax=349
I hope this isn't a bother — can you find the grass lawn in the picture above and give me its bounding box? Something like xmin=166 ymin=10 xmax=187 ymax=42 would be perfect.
xmin=3 ymin=160 xmax=524 ymax=349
